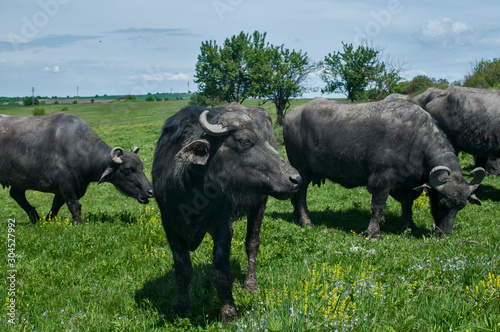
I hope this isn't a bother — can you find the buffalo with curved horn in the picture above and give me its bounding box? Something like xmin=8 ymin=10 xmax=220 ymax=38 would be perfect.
xmin=152 ymin=103 xmax=301 ymax=322
xmin=0 ymin=113 xmax=154 ymax=224
xmin=283 ymin=98 xmax=485 ymax=238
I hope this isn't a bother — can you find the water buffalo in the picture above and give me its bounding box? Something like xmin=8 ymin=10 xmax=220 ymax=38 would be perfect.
xmin=387 ymin=87 xmax=500 ymax=175
xmin=0 ymin=113 xmax=154 ymax=223
xmin=424 ymin=86 xmax=500 ymax=172
xmin=283 ymin=98 xmax=485 ymax=238
xmin=152 ymin=103 xmax=301 ymax=322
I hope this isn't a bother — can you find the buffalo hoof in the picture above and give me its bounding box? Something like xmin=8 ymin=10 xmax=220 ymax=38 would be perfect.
xmin=173 ymin=301 xmax=191 ymax=317
xmin=300 ymin=219 xmax=314 ymax=227
xmin=401 ymin=225 xmax=422 ymax=237
xmin=243 ymin=276 xmax=259 ymax=293
xmin=220 ymin=304 xmax=238 ymax=323
xmin=360 ymin=230 xmax=383 ymax=240
xmin=434 ymin=228 xmax=452 ymax=238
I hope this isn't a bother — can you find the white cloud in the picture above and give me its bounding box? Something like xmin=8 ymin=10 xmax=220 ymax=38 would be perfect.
xmin=141 ymin=72 xmax=189 ymax=82
xmin=419 ymin=17 xmax=474 ymax=46
xmin=43 ymin=65 xmax=60 ymax=73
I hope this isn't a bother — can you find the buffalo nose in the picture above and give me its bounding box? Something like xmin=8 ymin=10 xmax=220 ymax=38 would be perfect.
xmin=290 ymin=175 xmax=302 ymax=188
xmin=147 ymin=189 xmax=154 ymax=197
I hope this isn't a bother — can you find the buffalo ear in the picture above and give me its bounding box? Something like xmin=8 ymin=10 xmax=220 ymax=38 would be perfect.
xmin=414 ymin=184 xmax=431 ymax=191
xmin=468 ymin=193 xmax=482 ymax=206
xmin=98 ymin=165 xmax=117 ymax=184
xmin=175 ymin=139 xmax=210 ymax=166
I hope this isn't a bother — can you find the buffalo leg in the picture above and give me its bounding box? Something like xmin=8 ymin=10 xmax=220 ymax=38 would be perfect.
xmin=166 ymin=231 xmax=193 ymax=316
xmin=65 ymin=199 xmax=83 ymax=224
xmin=365 ymin=188 xmax=390 ymax=239
xmin=10 ymin=187 xmax=40 ymax=223
xmin=47 ymin=193 xmax=65 ymax=220
xmin=244 ymin=199 xmax=267 ymax=292
xmin=400 ymin=200 xmax=419 ymax=234
xmin=291 ymin=174 xmax=314 ymax=226
xmin=61 ymin=184 xmax=88 ymax=224
xmin=210 ymin=222 xmax=237 ymax=322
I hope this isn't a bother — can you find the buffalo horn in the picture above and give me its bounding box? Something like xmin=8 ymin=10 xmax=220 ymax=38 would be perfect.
xmin=469 ymin=167 xmax=486 ymax=186
xmin=429 ymin=166 xmax=451 ymax=192
xmin=110 ymin=147 xmax=124 ymax=164
xmin=199 ymin=110 xmax=229 ymax=136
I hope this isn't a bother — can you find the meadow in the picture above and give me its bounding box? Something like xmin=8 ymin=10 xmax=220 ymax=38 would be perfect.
xmin=1 ymin=99 xmax=499 ymax=331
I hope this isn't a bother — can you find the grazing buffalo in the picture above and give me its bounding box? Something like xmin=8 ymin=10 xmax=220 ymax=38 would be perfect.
xmin=0 ymin=113 xmax=154 ymax=223
xmin=424 ymin=86 xmax=500 ymax=168
xmin=387 ymin=87 xmax=500 ymax=175
xmin=152 ymin=103 xmax=301 ymax=321
xmin=283 ymin=98 xmax=485 ymax=238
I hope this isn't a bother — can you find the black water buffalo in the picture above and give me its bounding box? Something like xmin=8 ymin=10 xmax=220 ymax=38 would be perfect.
xmin=424 ymin=86 xmax=500 ymax=172
xmin=387 ymin=87 xmax=500 ymax=175
xmin=152 ymin=103 xmax=301 ymax=321
xmin=0 ymin=113 xmax=154 ymax=223
xmin=283 ymin=98 xmax=485 ymax=238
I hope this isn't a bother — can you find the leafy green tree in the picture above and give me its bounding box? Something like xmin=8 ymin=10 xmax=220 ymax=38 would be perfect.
xmin=124 ymin=94 xmax=137 ymax=101
xmin=23 ymin=96 xmax=39 ymax=106
xmin=145 ymin=93 xmax=155 ymax=102
xmin=188 ymin=92 xmax=212 ymax=107
xmin=395 ymin=75 xmax=449 ymax=95
xmin=252 ymin=45 xmax=317 ymax=125
xmin=195 ymin=31 xmax=266 ymax=105
xmin=320 ymin=42 xmax=382 ymax=102
xmin=403 ymin=75 xmax=434 ymax=94
xmin=464 ymin=58 xmax=500 ymax=88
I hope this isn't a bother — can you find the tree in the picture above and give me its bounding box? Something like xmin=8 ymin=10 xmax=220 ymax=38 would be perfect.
xmin=403 ymin=75 xmax=434 ymax=94
xmin=366 ymin=53 xmax=407 ymax=100
xmin=195 ymin=31 xmax=266 ymax=105
xmin=23 ymin=96 xmax=39 ymax=106
xmin=252 ymin=45 xmax=317 ymax=125
xmin=464 ymin=58 xmax=500 ymax=88
xmin=395 ymin=75 xmax=449 ymax=95
xmin=320 ymin=42 xmax=381 ymax=102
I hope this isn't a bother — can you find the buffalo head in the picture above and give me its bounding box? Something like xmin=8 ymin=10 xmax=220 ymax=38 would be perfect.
xmin=99 ymin=147 xmax=154 ymax=204
xmin=175 ymin=110 xmax=301 ymax=206
xmin=415 ymin=166 xmax=485 ymax=236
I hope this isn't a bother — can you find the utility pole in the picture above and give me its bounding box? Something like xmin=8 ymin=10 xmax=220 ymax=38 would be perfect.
xmin=170 ymin=87 xmax=173 ymax=101
xmin=76 ymin=86 xmax=79 ymax=102
xmin=32 ymin=87 xmax=35 ymax=105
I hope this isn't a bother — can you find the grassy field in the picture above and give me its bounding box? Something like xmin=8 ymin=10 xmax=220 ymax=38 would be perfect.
xmin=1 ymin=100 xmax=499 ymax=331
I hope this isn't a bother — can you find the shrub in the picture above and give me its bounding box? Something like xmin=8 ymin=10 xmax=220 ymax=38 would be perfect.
xmin=23 ymin=96 xmax=39 ymax=106
xmin=124 ymin=94 xmax=137 ymax=101
xmin=188 ymin=92 xmax=210 ymax=107
xmin=32 ymin=107 xmax=45 ymax=116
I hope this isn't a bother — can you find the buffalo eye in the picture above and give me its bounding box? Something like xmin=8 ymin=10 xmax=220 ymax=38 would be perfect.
xmin=123 ymin=167 xmax=135 ymax=176
xmin=239 ymin=138 xmax=253 ymax=150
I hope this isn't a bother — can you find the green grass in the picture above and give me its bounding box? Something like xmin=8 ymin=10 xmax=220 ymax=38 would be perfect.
xmin=1 ymin=100 xmax=499 ymax=331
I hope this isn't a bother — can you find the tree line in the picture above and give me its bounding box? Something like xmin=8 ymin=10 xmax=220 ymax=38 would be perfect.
xmin=193 ymin=30 xmax=500 ymax=125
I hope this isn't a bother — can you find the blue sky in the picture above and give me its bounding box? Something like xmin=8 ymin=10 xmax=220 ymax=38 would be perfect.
xmin=1 ymin=0 xmax=499 ymax=98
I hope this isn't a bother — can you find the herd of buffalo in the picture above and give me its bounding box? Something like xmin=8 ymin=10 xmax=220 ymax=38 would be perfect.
xmin=1 ymin=86 xmax=498 ymax=321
